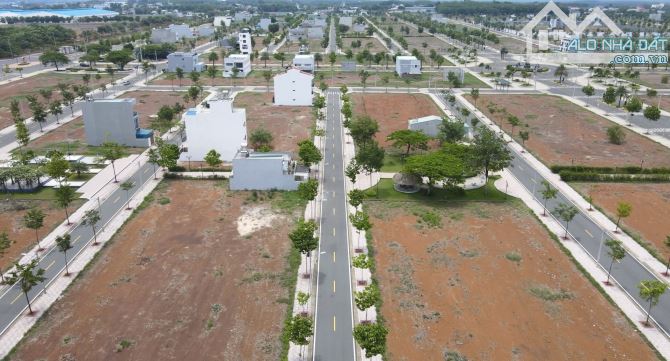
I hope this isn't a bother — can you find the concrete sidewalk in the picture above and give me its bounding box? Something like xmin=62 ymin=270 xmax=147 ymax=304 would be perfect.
xmin=494 ymin=170 xmax=670 ymax=359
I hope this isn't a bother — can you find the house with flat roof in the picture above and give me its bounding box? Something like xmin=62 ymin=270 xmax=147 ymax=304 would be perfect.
xmin=179 ymin=94 xmax=247 ymax=162
xmin=230 ymin=151 xmax=309 ymax=191
xmin=258 ymin=18 xmax=272 ymax=31
xmin=82 ymin=98 xmax=153 ymax=147
xmin=167 ymin=52 xmax=204 ymax=72
xmin=169 ymin=24 xmax=194 ymax=39
xmin=274 ymin=68 xmax=314 ymax=106
xmin=223 ymin=54 xmax=252 ymax=77
xmin=196 ymin=24 xmax=216 ymax=37
xmin=292 ymin=54 xmax=315 ymax=72
xmin=151 ymin=28 xmax=179 ymax=44
xmin=395 ymin=55 xmax=421 ymax=76
xmin=408 ymin=115 xmax=442 ymax=137
xmin=213 ymin=16 xmax=232 ymax=27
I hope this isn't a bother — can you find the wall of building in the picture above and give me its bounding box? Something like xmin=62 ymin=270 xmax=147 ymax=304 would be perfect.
xmin=83 ymin=99 xmax=151 ymax=148
xmin=274 ymin=70 xmax=314 ymax=106
xmin=230 ymin=155 xmax=302 ymax=190
xmin=167 ymin=53 xmax=203 ymax=72
xmin=181 ymin=100 xmax=247 ymax=162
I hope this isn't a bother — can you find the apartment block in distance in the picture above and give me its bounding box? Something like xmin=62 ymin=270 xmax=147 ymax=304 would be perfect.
xmin=82 ymin=99 xmax=153 ymax=147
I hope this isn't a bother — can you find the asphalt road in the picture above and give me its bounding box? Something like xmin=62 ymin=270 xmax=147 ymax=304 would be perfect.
xmin=328 ymin=19 xmax=337 ymax=54
xmin=0 ymin=158 xmax=155 ymax=334
xmin=312 ymin=90 xmax=355 ymax=361
xmin=434 ymin=90 xmax=670 ymax=335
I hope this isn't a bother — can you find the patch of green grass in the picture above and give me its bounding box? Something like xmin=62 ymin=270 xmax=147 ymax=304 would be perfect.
xmin=380 ymin=153 xmax=405 ymax=172
xmin=1 ymin=187 xmax=80 ymax=201
xmin=528 ymin=285 xmax=573 ymax=301
xmin=417 ymin=210 xmax=441 ymax=228
xmin=364 ymin=178 xmax=508 ymax=204
xmin=115 ymin=339 xmax=133 ymax=352
xmin=158 ymin=197 xmax=171 ymax=205
xmin=271 ymin=190 xmax=306 ymax=213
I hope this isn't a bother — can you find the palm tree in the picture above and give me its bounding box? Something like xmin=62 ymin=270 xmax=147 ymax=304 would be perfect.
xmin=540 ymin=180 xmax=557 ymax=216
xmin=260 ymin=51 xmax=270 ymax=68
xmin=176 ymin=67 xmax=184 ymax=87
xmin=207 ymin=52 xmax=219 ymax=68
xmin=82 ymin=209 xmax=101 ymax=245
xmin=55 ymin=234 xmax=73 ymax=276
xmin=5 ymin=260 xmax=45 ymax=314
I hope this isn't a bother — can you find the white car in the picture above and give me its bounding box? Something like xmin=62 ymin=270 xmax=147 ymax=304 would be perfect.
xmin=122 ymin=80 xmax=131 ymax=86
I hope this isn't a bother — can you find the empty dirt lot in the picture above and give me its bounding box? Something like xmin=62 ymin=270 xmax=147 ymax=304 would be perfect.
xmin=234 ymin=92 xmax=314 ymax=154
xmin=22 ymin=91 xmax=185 ymax=155
xmin=367 ymin=200 xmax=658 ymax=360
xmin=9 ymin=179 xmax=304 ymax=361
xmin=469 ymin=94 xmax=670 ymax=168
xmin=573 ymin=182 xmax=670 ymax=261
xmin=351 ymin=93 xmax=443 ymax=148
xmin=0 ymin=72 xmax=112 ymax=129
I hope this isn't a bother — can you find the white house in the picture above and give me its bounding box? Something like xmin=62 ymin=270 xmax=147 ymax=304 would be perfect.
xmin=258 ymin=18 xmax=272 ymax=31
xmin=273 ymin=68 xmax=314 ymax=106
xmin=213 ymin=16 xmax=232 ymax=27
xmin=234 ymin=11 xmax=253 ymax=22
xmin=396 ymin=56 xmax=421 ymax=76
xmin=230 ymin=151 xmax=309 ymax=191
xmin=292 ymin=54 xmax=315 ymax=72
xmin=180 ymin=94 xmax=247 ymax=162
xmin=238 ymin=28 xmax=252 ymax=55
xmin=305 ymin=26 xmax=324 ymax=39
xmin=223 ymin=54 xmax=252 ymax=77
xmin=408 ymin=115 xmax=442 ymax=137
xmin=167 ymin=52 xmax=204 ymax=73
xmin=288 ymin=27 xmax=306 ymax=41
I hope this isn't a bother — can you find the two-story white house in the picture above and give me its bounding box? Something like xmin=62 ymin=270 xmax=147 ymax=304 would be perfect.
xmin=223 ymin=54 xmax=252 ymax=77
xmin=273 ymin=68 xmax=314 ymax=106
xmin=292 ymin=54 xmax=315 ymax=72
xmin=180 ymin=94 xmax=247 ymax=162
xmin=167 ymin=52 xmax=204 ymax=73
xmin=395 ymin=55 xmax=422 ymax=76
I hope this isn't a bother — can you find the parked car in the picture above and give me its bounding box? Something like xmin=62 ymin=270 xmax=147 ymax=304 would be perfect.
xmin=122 ymin=80 xmax=131 ymax=86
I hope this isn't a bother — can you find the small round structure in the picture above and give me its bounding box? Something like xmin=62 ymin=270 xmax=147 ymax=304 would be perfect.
xmin=392 ymin=173 xmax=420 ymax=194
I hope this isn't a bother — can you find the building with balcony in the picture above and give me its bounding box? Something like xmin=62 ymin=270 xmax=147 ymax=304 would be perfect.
xmin=82 ymin=98 xmax=152 ymax=147
xmin=238 ymin=28 xmax=252 ymax=55
xmin=223 ymin=54 xmax=252 ymax=77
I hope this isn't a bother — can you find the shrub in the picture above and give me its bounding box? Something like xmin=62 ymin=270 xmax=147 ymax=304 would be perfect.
xmin=550 ymin=165 xmax=670 ymax=175
xmin=606 ymin=125 xmax=625 ymax=145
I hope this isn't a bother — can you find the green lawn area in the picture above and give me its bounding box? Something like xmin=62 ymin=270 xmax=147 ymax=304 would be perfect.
xmin=17 ymin=141 xmax=145 ymax=157
xmin=381 ymin=153 xmax=405 ymax=172
xmin=363 ymin=178 xmax=507 ymax=202
xmin=1 ymin=187 xmax=82 ymax=201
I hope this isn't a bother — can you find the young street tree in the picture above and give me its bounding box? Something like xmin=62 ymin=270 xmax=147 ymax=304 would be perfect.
xmin=54 ymin=186 xmax=77 ymax=225
xmin=470 ymin=127 xmax=512 ymax=181
xmin=298 ymin=140 xmax=322 ymax=169
xmin=607 ymin=125 xmax=626 ymax=145
xmin=540 ymin=180 xmax=557 ymax=216
xmin=23 ymin=208 xmax=45 ymax=251
xmin=554 ymin=203 xmax=578 ymax=239
xmin=55 ymin=234 xmax=74 ymax=276
xmin=349 ymin=211 xmax=372 ymax=251
xmin=349 ymin=116 xmax=379 ymax=147
xmin=348 ymin=189 xmax=365 ymax=209
xmin=386 ymin=129 xmax=429 ymax=157
xmin=287 ymin=315 xmax=313 ymax=359
xmin=602 ymin=86 xmax=617 ymax=105
xmin=638 ymin=280 xmax=668 ymax=326
xmin=644 ymin=105 xmax=661 ymax=122
xmin=204 ymin=149 xmax=222 ymax=168
xmin=663 ymin=236 xmax=670 ymax=276
xmin=353 ymin=322 xmax=388 ymax=358
xmin=604 ymin=239 xmax=626 ymax=285
xmin=352 ymin=253 xmax=372 ymax=285
xmin=355 ymin=141 xmax=385 ymax=195
xmin=470 ymin=88 xmax=480 ymax=107
xmin=0 ymin=232 xmax=13 ymax=283
xmin=355 ymin=283 xmax=380 ymax=321
xmin=120 ymin=180 xmax=135 ymax=210
xmin=581 ymin=84 xmax=595 ymax=106
xmin=6 ymin=259 xmax=45 ymax=314
xmin=345 ymin=159 xmax=361 ymax=184
xmin=297 ymin=291 xmax=310 ymax=315
xmin=82 ymin=209 xmax=102 ymax=245
xmin=100 ymin=141 xmax=127 ymax=182
xmin=288 ymin=219 xmax=319 ymax=276
xmin=614 ymin=202 xmax=632 ymax=233
xmin=297 ymin=178 xmax=319 ymax=219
